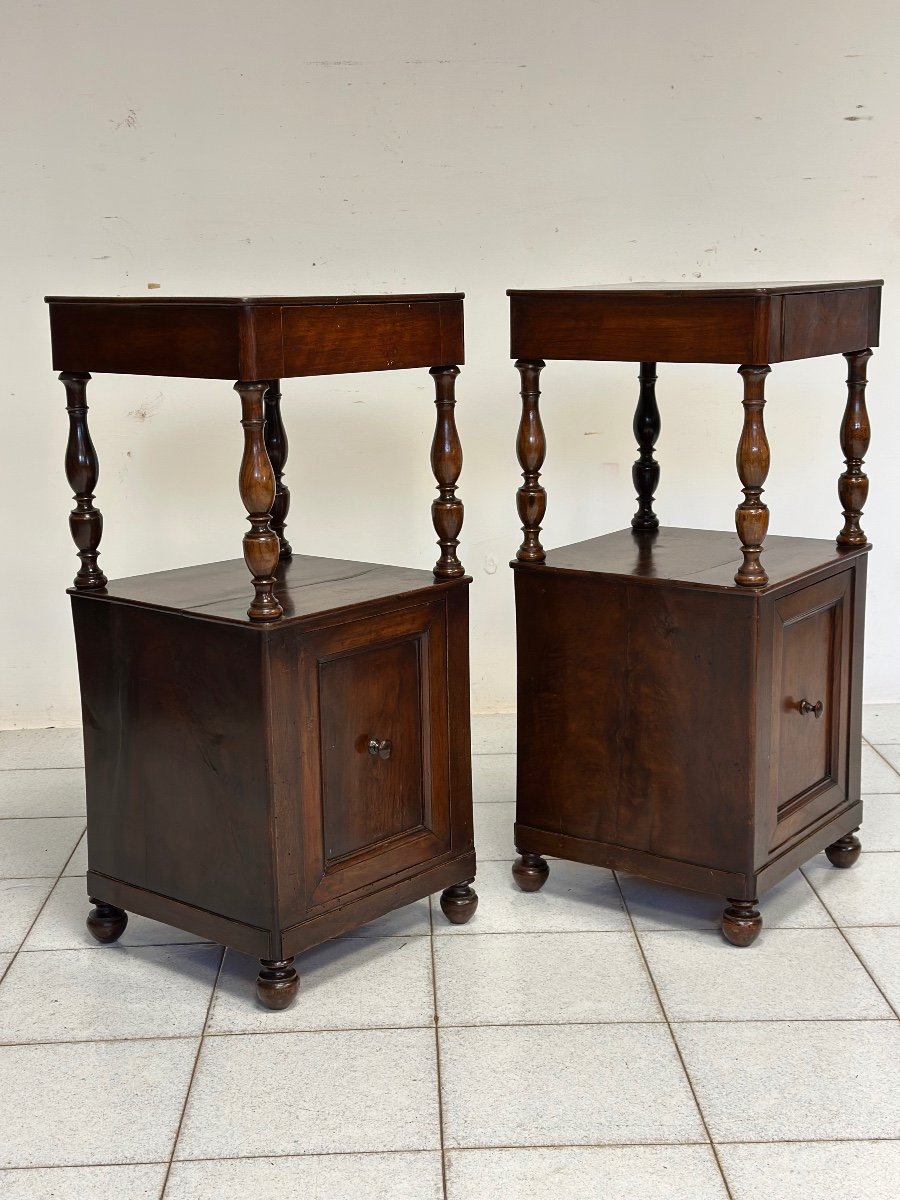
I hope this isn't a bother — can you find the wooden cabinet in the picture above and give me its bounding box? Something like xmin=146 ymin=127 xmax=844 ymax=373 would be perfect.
xmin=508 ymin=281 xmax=879 ymax=944
xmin=49 ymin=293 xmax=477 ymax=1007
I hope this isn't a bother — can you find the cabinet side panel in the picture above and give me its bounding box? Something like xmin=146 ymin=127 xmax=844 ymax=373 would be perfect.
xmin=72 ymin=597 xmax=273 ymax=927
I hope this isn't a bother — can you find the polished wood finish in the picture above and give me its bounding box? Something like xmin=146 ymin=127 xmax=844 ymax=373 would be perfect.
xmin=631 ymin=362 xmax=661 ymax=530
xmin=430 ymin=365 xmax=465 ymax=578
xmin=264 ymin=380 xmax=292 ymax=559
xmin=237 ymin=381 xmax=282 ymax=622
xmin=509 ymin=280 xmax=880 ymax=944
xmin=515 ymin=359 xmax=547 ymax=563
xmin=734 ymin=365 xmax=771 ymax=586
xmin=50 ymin=293 xmax=475 ymax=1007
xmin=838 ymin=349 xmax=872 ymax=546
xmin=61 ymin=373 xmax=107 ymax=591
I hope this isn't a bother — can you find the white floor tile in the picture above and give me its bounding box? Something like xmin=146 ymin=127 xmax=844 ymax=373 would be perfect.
xmin=0 ymin=955 xmax=11 ymax=981
xmin=23 ymin=877 xmax=211 ymax=950
xmin=0 ymin=728 xmax=83 ymax=771
xmin=434 ymin=931 xmax=661 ymax=1026
xmin=803 ymin=852 xmax=900 ymax=925
xmin=844 ymin=927 xmax=900 ymax=1012
xmin=176 ymin=1028 xmax=439 ymax=1159
xmin=446 ymin=1146 xmax=729 ymax=1200
xmin=641 ymin=928 xmax=890 ymax=1021
xmin=471 ymin=753 xmax=515 ymax=802
xmin=439 ymin=1023 xmax=705 ymax=1148
xmin=0 ymin=879 xmax=55 ymax=953
xmin=876 ymin=744 xmax=900 ymax=774
xmin=863 ymin=703 xmax=900 ymax=745
xmin=472 ymin=802 xmax=515 ymax=860
xmin=433 ymin=859 xmax=629 ymax=935
xmin=207 ymin=938 xmax=434 ymax=1034
xmin=165 ymin=1152 xmax=443 ymax=1200
xmin=619 ymin=868 xmax=833 ymax=932
xmin=862 ymin=744 xmax=900 ymax=792
xmin=859 ymin=793 xmax=900 ymax=851
xmin=719 ymin=1139 xmax=900 ymax=1200
xmin=675 ymin=1020 xmax=900 ymax=1141
xmin=338 ymin=898 xmax=431 ymax=938
xmin=471 ymin=713 xmax=515 ymax=755
xmin=62 ymin=831 xmax=87 ymax=878
xmin=0 ymin=1164 xmax=167 ymax=1199
xmin=0 ymin=1038 xmax=197 ymax=1166
xmin=0 ymin=945 xmax=221 ymax=1043
xmin=0 ymin=819 xmax=84 ymax=879
xmin=0 ymin=769 xmax=85 ymax=819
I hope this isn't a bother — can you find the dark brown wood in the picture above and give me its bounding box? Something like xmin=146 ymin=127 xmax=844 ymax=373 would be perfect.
xmin=61 ymin=373 xmax=107 ymax=591
xmin=86 ymin=897 xmax=127 ymax=943
xmin=734 ymin=365 xmax=771 ymax=586
xmin=825 ymin=829 xmax=862 ymax=867
xmin=515 ymin=358 xmax=547 ymax=563
xmin=430 ymin=365 xmax=465 ymax=578
xmin=837 ymin=349 xmax=872 ymax=547
xmin=508 ymin=281 xmax=882 ymax=364
xmin=264 ymin=380 xmax=292 ymax=559
xmin=722 ymin=899 xmax=762 ymax=947
xmin=512 ymin=851 xmax=550 ymax=891
xmin=631 ymin=362 xmax=660 ymax=530
xmin=439 ymin=880 xmax=479 ymax=924
xmin=256 ymin=958 xmax=299 ymax=1009
xmin=237 ymin=381 xmax=282 ymax=622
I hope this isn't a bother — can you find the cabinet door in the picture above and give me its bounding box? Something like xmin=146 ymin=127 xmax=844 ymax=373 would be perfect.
xmin=767 ymin=571 xmax=853 ymax=852
xmin=298 ymin=601 xmax=451 ymax=908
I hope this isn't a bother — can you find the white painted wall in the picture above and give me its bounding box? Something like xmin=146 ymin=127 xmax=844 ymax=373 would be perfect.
xmin=2 ymin=0 xmax=898 ymax=726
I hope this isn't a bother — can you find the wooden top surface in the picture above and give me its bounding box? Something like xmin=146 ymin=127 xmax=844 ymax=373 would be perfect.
xmin=47 ymin=293 xmax=465 ymax=379
xmin=69 ymin=554 xmax=468 ymax=628
xmin=509 ymin=280 xmax=881 ymax=364
xmin=512 ymin=527 xmax=869 ymax=593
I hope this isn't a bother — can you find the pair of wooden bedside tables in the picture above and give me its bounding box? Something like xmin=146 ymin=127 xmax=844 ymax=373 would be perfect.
xmin=48 ymin=279 xmax=878 ymax=1006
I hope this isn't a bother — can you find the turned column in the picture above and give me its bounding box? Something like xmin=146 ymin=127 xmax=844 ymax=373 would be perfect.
xmin=516 ymin=358 xmax=547 ymax=562
xmin=264 ymin=380 xmax=292 ymax=559
xmin=734 ymin=365 xmax=771 ymax=587
xmin=236 ymin=381 xmax=282 ymax=622
xmin=430 ymin=366 xmax=465 ymax=578
xmin=631 ymin=361 xmax=661 ymax=530
xmin=837 ymin=349 xmax=872 ymax=547
xmin=61 ymin=372 xmax=108 ymax=591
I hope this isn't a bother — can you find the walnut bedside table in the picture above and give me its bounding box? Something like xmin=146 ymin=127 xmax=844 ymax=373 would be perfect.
xmin=507 ymin=280 xmax=880 ymax=945
xmin=48 ymin=292 xmax=477 ymax=1007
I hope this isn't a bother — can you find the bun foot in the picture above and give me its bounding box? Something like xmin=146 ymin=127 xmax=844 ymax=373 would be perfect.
xmin=256 ymin=958 xmax=299 ymax=1009
xmin=825 ymin=830 xmax=862 ymax=868
xmin=722 ymin=898 xmax=762 ymax=947
xmin=512 ymin=851 xmax=550 ymax=892
xmin=86 ymin=898 xmax=128 ymax=944
xmin=440 ymin=880 xmax=478 ymax=925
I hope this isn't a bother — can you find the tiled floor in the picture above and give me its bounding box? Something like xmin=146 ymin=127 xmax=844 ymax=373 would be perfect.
xmin=1 ymin=709 xmax=899 ymax=1198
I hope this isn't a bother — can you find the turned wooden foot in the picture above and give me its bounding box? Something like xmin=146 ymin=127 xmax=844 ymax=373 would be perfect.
xmin=512 ymin=851 xmax=550 ymax=892
xmin=86 ymin=898 xmax=128 ymax=944
xmin=721 ymin=898 xmax=762 ymax=947
xmin=825 ymin=830 xmax=862 ymax=868
xmin=439 ymin=880 xmax=479 ymax=925
xmin=256 ymin=957 xmax=299 ymax=1009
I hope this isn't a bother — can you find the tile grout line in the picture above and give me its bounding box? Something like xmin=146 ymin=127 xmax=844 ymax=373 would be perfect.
xmin=611 ymin=871 xmax=736 ymax=1200
xmin=157 ymin=945 xmax=226 ymax=1199
xmin=427 ymin=893 xmax=450 ymax=1200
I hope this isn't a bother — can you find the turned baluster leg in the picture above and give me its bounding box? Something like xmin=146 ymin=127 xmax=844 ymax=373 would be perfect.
xmin=631 ymin=361 xmax=661 ymax=530
xmin=734 ymin=364 xmax=771 ymax=587
xmin=264 ymin=380 xmax=292 ymax=559
xmin=516 ymin=358 xmax=547 ymax=562
xmin=236 ymin=381 xmax=282 ymax=622
xmin=837 ymin=349 xmax=872 ymax=547
xmin=430 ymin=365 xmax=465 ymax=578
xmin=256 ymin=957 xmax=299 ymax=1009
xmin=439 ymin=879 xmax=479 ymax=924
xmin=61 ymin=372 xmax=107 ymax=591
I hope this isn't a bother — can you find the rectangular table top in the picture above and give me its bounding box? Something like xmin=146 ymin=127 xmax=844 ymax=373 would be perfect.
xmin=46 ymin=292 xmax=465 ymax=379
xmin=508 ymin=279 xmax=882 ymax=364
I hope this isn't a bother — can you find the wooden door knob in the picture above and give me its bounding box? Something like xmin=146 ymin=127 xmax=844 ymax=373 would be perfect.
xmin=367 ymin=738 xmax=393 ymax=760
xmin=799 ymin=699 xmax=824 ymax=719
